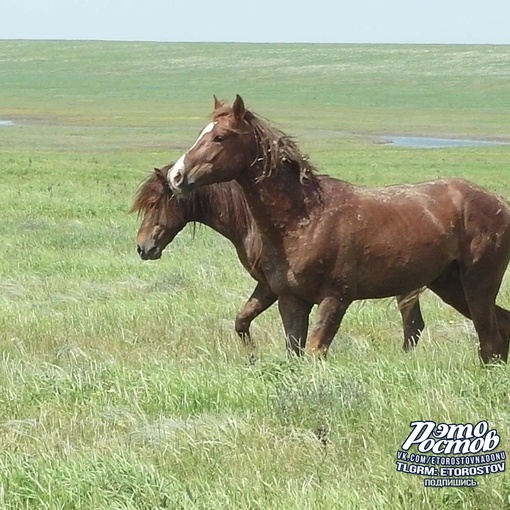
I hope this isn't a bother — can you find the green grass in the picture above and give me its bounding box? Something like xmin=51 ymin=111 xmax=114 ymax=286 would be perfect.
xmin=0 ymin=41 xmax=509 ymax=509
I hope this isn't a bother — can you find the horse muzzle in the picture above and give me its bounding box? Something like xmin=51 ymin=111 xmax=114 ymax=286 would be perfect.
xmin=169 ymin=172 xmax=196 ymax=196
xmin=137 ymin=244 xmax=162 ymax=260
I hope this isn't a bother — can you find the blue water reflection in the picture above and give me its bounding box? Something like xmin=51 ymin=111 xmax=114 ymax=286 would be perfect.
xmin=385 ymin=136 xmax=508 ymax=148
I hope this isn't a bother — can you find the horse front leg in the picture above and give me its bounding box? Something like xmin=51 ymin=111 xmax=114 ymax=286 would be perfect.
xmin=396 ymin=290 xmax=425 ymax=351
xmin=277 ymin=294 xmax=313 ymax=356
xmin=235 ymin=282 xmax=277 ymax=353
xmin=307 ymin=296 xmax=351 ymax=357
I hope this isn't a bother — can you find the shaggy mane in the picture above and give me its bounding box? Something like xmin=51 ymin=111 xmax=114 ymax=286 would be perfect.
xmin=212 ymin=105 xmax=319 ymax=185
xmin=131 ymin=163 xmax=260 ymax=261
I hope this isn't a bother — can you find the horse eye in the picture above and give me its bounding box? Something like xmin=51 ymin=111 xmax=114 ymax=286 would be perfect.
xmin=213 ymin=135 xmax=225 ymax=143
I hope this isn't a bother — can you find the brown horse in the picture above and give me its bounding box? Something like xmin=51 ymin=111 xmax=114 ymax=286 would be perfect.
xmin=167 ymin=95 xmax=510 ymax=363
xmin=132 ymin=163 xmax=425 ymax=352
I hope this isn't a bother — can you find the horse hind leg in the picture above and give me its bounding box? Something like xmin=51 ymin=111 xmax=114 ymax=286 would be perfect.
xmin=428 ymin=264 xmax=510 ymax=363
xmin=494 ymin=305 xmax=510 ymax=361
xmin=460 ymin=270 xmax=508 ymax=364
xmin=396 ymin=289 xmax=425 ymax=351
xmin=459 ymin=207 xmax=510 ymax=363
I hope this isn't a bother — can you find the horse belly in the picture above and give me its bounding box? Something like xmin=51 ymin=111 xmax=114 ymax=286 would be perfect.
xmin=354 ymin=267 xmax=435 ymax=298
xmin=353 ymin=236 xmax=457 ymax=298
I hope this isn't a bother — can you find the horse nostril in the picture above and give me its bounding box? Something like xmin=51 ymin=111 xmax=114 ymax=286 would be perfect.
xmin=173 ymin=170 xmax=183 ymax=186
xmin=148 ymin=246 xmax=157 ymax=257
xmin=136 ymin=244 xmax=161 ymax=260
xmin=136 ymin=244 xmax=160 ymax=260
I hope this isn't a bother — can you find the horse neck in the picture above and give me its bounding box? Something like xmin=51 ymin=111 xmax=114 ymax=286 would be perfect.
xmin=238 ymin=163 xmax=320 ymax=237
xmin=191 ymin=185 xmax=257 ymax=250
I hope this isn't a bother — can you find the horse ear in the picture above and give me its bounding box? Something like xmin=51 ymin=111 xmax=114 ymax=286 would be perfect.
xmin=213 ymin=94 xmax=222 ymax=110
xmin=232 ymin=94 xmax=245 ymax=120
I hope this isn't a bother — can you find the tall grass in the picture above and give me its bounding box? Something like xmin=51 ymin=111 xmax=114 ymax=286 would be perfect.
xmin=0 ymin=41 xmax=509 ymax=509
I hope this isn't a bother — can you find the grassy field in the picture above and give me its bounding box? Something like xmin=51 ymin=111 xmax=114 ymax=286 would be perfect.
xmin=1 ymin=41 xmax=510 ymax=509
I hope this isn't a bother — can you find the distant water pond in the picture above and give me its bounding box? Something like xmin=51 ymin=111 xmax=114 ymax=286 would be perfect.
xmin=384 ymin=136 xmax=508 ymax=149
xmin=0 ymin=120 xmax=14 ymax=126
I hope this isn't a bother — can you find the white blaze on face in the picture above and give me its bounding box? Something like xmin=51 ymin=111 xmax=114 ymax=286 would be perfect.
xmin=191 ymin=122 xmax=215 ymax=149
xmin=169 ymin=153 xmax=186 ymax=183
xmin=168 ymin=122 xmax=216 ymax=188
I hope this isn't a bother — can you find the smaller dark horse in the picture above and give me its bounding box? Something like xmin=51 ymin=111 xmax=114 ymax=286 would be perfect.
xmin=167 ymin=95 xmax=510 ymax=363
xmin=132 ymin=163 xmax=425 ymax=352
